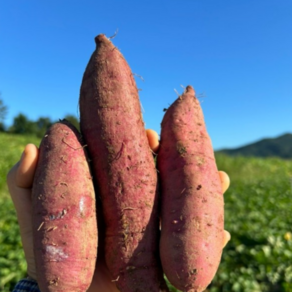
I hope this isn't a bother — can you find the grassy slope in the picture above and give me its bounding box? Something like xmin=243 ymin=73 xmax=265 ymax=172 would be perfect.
xmin=1 ymin=133 xmax=292 ymax=291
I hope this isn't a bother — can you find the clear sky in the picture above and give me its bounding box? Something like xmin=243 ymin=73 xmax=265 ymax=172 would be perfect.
xmin=0 ymin=0 xmax=291 ymax=150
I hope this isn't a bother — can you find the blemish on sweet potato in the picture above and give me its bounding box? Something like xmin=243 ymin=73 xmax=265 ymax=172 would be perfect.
xmin=49 ymin=277 xmax=59 ymax=286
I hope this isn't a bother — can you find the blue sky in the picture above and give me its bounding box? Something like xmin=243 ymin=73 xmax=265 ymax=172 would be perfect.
xmin=0 ymin=0 xmax=291 ymax=150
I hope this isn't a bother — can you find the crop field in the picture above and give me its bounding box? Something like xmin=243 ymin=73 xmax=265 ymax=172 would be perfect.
xmin=1 ymin=132 xmax=292 ymax=292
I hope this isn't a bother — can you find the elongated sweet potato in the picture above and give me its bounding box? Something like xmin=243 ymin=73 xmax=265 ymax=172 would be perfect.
xmin=79 ymin=34 xmax=168 ymax=292
xmin=157 ymin=86 xmax=224 ymax=292
xmin=32 ymin=120 xmax=97 ymax=292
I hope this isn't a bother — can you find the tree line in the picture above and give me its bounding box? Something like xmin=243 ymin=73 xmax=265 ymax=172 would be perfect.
xmin=0 ymin=94 xmax=79 ymax=138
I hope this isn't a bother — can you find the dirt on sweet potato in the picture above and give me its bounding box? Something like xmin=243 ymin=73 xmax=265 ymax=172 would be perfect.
xmin=157 ymin=86 xmax=224 ymax=292
xmin=32 ymin=120 xmax=97 ymax=292
xmin=79 ymin=34 xmax=168 ymax=292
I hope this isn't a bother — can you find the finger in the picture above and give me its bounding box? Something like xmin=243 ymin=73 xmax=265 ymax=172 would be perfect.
xmin=146 ymin=129 xmax=159 ymax=153
xmin=223 ymin=230 xmax=231 ymax=248
xmin=218 ymin=171 xmax=230 ymax=194
xmin=16 ymin=144 xmax=39 ymax=188
xmin=7 ymin=145 xmax=39 ymax=280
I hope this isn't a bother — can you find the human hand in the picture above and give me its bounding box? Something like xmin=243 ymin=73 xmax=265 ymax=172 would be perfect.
xmin=7 ymin=144 xmax=39 ymax=280
xmin=6 ymin=129 xmax=230 ymax=292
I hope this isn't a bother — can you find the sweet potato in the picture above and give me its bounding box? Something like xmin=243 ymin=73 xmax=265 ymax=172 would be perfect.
xmin=32 ymin=120 xmax=97 ymax=292
xmin=79 ymin=34 xmax=167 ymax=292
xmin=157 ymin=86 xmax=224 ymax=292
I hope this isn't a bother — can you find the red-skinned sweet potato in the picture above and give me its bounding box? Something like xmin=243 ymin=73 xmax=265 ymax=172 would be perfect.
xmin=157 ymin=86 xmax=224 ymax=292
xmin=32 ymin=120 xmax=97 ymax=292
xmin=79 ymin=34 xmax=168 ymax=292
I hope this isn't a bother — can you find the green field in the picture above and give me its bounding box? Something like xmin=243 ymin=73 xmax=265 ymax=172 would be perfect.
xmin=1 ymin=132 xmax=292 ymax=292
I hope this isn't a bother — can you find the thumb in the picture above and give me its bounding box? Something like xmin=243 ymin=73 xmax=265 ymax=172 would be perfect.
xmin=16 ymin=144 xmax=39 ymax=188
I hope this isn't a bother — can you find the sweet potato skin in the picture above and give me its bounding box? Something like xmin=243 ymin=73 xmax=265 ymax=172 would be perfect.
xmin=157 ymin=86 xmax=224 ymax=292
xmin=32 ymin=120 xmax=97 ymax=292
xmin=79 ymin=34 xmax=168 ymax=292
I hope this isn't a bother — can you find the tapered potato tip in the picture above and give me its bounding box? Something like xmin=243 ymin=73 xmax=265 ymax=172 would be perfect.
xmin=185 ymin=85 xmax=195 ymax=96
xmin=94 ymin=34 xmax=109 ymax=45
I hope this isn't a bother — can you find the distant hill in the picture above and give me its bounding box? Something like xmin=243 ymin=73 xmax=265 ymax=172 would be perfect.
xmin=217 ymin=133 xmax=292 ymax=159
